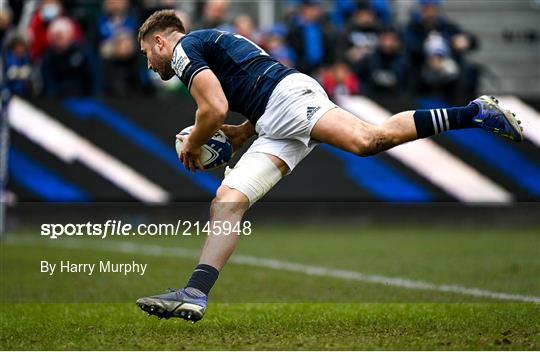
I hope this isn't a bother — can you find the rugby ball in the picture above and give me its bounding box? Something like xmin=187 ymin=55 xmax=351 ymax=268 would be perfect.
xmin=175 ymin=125 xmax=232 ymax=170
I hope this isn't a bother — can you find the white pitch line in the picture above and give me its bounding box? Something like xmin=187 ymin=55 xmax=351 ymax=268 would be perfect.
xmin=9 ymin=238 xmax=540 ymax=303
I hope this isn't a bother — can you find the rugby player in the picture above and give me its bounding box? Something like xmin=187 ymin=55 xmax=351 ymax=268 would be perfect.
xmin=136 ymin=10 xmax=523 ymax=322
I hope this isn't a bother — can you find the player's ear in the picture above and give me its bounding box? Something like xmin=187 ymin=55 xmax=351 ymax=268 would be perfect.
xmin=154 ymin=34 xmax=165 ymax=50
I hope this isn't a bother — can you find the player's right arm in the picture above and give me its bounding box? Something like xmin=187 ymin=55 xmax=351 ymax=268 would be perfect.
xmin=178 ymin=69 xmax=228 ymax=172
xmin=188 ymin=69 xmax=229 ymax=149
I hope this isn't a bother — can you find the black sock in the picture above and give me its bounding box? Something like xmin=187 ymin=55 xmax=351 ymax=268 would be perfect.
xmin=185 ymin=264 xmax=219 ymax=295
xmin=413 ymin=104 xmax=479 ymax=138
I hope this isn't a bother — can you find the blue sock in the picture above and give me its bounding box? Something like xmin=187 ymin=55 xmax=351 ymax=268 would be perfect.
xmin=186 ymin=264 xmax=219 ymax=295
xmin=413 ymin=104 xmax=479 ymax=138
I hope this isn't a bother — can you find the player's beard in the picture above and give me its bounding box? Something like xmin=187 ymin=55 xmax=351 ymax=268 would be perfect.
xmin=154 ymin=55 xmax=175 ymax=81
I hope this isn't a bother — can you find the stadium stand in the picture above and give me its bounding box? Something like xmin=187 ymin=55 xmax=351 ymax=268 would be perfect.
xmin=2 ymin=0 xmax=539 ymax=204
xmin=442 ymin=0 xmax=540 ymax=96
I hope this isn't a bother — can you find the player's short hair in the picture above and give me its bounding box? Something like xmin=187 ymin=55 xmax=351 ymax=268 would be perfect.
xmin=138 ymin=9 xmax=185 ymax=43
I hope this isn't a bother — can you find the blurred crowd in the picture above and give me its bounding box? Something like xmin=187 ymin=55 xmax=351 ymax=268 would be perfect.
xmin=1 ymin=0 xmax=480 ymax=102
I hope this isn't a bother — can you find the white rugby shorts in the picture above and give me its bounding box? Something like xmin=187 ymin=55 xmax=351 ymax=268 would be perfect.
xmin=246 ymin=72 xmax=337 ymax=171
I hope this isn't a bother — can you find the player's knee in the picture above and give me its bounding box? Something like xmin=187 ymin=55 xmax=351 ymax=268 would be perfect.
xmin=221 ymin=152 xmax=284 ymax=207
xmin=211 ymin=186 xmax=249 ymax=216
xmin=214 ymin=185 xmax=249 ymax=203
xmin=351 ymin=135 xmax=376 ymax=157
xmin=351 ymin=128 xmax=387 ymax=157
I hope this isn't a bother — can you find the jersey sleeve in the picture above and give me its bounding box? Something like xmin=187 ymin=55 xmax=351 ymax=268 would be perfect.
xmin=171 ymin=36 xmax=209 ymax=90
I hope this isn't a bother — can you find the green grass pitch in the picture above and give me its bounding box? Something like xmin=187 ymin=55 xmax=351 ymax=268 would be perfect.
xmin=1 ymin=224 xmax=539 ymax=349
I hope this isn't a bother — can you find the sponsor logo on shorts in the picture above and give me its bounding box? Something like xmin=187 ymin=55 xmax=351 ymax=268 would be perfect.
xmin=307 ymin=106 xmax=321 ymax=120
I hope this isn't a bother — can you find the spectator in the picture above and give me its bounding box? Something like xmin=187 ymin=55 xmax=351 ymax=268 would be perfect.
xmin=320 ymin=61 xmax=360 ymax=98
xmin=233 ymin=14 xmax=260 ymax=43
xmin=419 ymin=31 xmax=460 ymax=99
xmin=175 ymin=10 xmax=191 ymax=33
xmin=329 ymin=0 xmax=357 ymax=29
xmin=370 ymin=0 xmax=392 ymax=25
xmin=97 ymin=0 xmax=137 ymax=47
xmin=286 ymin=0 xmax=336 ymax=75
xmin=6 ymin=0 xmax=23 ymax=27
xmin=41 ymin=17 xmax=95 ymax=97
xmin=0 ymin=4 xmax=14 ymax=45
xmin=195 ymin=0 xmax=232 ymax=31
xmin=62 ymin=1 xmax=101 ymax=41
xmin=330 ymin=0 xmax=392 ymax=29
xmin=263 ymin=25 xmax=296 ymax=68
xmin=356 ymin=26 xmax=406 ymax=96
xmin=2 ymin=32 xmax=33 ymax=96
xmin=343 ymin=4 xmax=380 ymax=64
xmin=139 ymin=1 xmax=194 ymax=34
xmin=101 ymin=30 xmax=140 ymax=97
xmin=95 ymin=0 xmax=140 ymax=96
xmin=403 ymin=0 xmax=478 ymax=99
xmin=27 ymin=0 xmax=82 ymax=61
xmin=141 ymin=0 xmax=176 ymax=10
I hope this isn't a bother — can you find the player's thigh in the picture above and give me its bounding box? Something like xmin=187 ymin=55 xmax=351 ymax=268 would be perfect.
xmin=310 ymin=107 xmax=375 ymax=153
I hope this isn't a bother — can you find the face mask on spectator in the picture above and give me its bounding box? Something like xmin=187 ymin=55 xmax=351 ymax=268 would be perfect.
xmin=41 ymin=3 xmax=61 ymax=22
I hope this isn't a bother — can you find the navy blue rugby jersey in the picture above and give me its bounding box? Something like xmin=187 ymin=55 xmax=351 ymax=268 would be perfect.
xmin=171 ymin=29 xmax=297 ymax=124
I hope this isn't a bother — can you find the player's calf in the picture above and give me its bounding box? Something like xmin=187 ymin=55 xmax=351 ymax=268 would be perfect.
xmin=198 ymin=187 xmax=250 ymax=270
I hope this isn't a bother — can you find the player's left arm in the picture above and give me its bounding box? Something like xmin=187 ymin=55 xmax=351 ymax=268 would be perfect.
xmin=177 ymin=69 xmax=228 ymax=172
xmin=221 ymin=121 xmax=256 ymax=152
